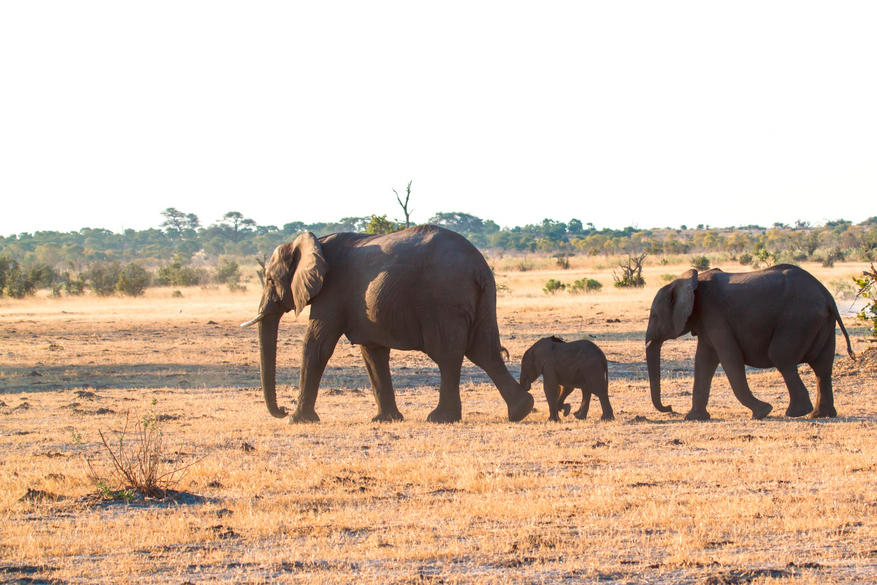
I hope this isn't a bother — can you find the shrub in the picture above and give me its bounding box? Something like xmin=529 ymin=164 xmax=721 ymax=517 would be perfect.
xmin=62 ymin=270 xmax=87 ymax=296
xmin=86 ymin=260 xmax=122 ymax=296
xmin=853 ymin=262 xmax=877 ymax=340
xmin=738 ymin=253 xmax=753 ymax=266
xmin=690 ymin=255 xmax=710 ymax=271
xmin=154 ymin=255 xmax=205 ymax=287
xmin=116 ymin=263 xmax=150 ymax=297
xmin=214 ymin=259 xmax=242 ymax=287
xmin=613 ymin=252 xmax=647 ymax=288
xmin=84 ymin=411 xmax=202 ymax=501
xmin=660 ymin=273 xmax=677 ymax=283
xmin=828 ymin=278 xmax=855 ymax=300
xmin=0 ymin=256 xmax=10 ymax=293
xmin=554 ymin=254 xmax=571 ymax=269
xmin=543 ymin=279 xmax=566 ymax=294
xmin=2 ymin=261 xmax=55 ymax=298
xmin=570 ymin=278 xmax=602 ymax=293
xmin=822 ymin=247 xmax=845 ymax=268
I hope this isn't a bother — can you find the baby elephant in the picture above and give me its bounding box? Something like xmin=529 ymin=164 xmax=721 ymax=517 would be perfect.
xmin=520 ymin=336 xmax=615 ymax=422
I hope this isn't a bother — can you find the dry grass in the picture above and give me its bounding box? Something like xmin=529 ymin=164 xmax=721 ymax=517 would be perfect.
xmin=1 ymin=260 xmax=875 ymax=584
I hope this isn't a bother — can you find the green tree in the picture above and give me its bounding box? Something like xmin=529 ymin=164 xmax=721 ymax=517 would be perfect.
xmin=217 ymin=211 xmax=257 ymax=243
xmin=364 ymin=215 xmax=401 ymax=235
xmin=428 ymin=212 xmax=485 ymax=234
xmin=86 ymin=261 xmax=123 ymax=296
xmin=116 ymin=263 xmax=150 ymax=297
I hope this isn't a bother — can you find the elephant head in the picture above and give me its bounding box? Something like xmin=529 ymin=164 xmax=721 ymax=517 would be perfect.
xmin=241 ymin=233 xmax=328 ymax=418
xmin=519 ymin=336 xmax=562 ymax=392
xmin=645 ymin=269 xmax=697 ymax=413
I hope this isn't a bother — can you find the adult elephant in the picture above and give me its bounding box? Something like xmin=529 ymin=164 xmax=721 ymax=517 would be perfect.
xmin=241 ymin=225 xmax=534 ymax=424
xmin=646 ymin=265 xmax=854 ymax=421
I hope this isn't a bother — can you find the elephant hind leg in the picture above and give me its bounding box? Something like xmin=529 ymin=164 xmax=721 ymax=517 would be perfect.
xmin=777 ymin=365 xmax=814 ymax=417
xmin=465 ymin=347 xmax=534 ymax=422
xmin=595 ymin=387 xmax=614 ymax=421
xmin=809 ymin=333 xmax=837 ymax=418
xmin=573 ymin=389 xmax=591 ymax=420
xmin=360 ymin=345 xmax=403 ymax=422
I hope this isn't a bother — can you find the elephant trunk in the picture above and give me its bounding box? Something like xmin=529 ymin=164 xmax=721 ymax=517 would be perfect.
xmin=647 ymin=339 xmax=673 ymax=413
xmin=258 ymin=312 xmax=288 ymax=419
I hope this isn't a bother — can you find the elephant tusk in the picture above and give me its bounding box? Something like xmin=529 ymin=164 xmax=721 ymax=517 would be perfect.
xmin=240 ymin=313 xmax=266 ymax=328
xmin=645 ymin=339 xmax=653 ymax=350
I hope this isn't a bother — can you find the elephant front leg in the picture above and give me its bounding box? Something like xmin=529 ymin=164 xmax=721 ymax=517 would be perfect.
xmin=558 ymin=385 xmax=575 ymax=417
xmin=542 ymin=371 xmax=562 ymax=422
xmin=360 ymin=345 xmax=404 ymax=422
xmin=290 ymin=328 xmax=340 ymax=423
xmin=686 ymin=340 xmax=720 ymax=421
xmin=427 ymin=359 xmax=463 ymax=423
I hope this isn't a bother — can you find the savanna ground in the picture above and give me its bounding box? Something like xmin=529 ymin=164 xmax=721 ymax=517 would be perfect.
xmin=1 ymin=258 xmax=876 ymax=585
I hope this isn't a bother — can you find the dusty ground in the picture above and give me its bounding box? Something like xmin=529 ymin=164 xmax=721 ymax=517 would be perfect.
xmin=1 ymin=259 xmax=875 ymax=584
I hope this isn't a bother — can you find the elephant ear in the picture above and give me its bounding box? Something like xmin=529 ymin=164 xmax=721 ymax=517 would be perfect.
xmin=289 ymin=232 xmax=328 ymax=317
xmin=532 ymin=337 xmax=556 ymax=375
xmin=671 ymin=269 xmax=698 ymax=336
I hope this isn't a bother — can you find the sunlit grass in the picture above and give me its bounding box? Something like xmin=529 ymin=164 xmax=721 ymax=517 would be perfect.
xmin=0 ymin=259 xmax=873 ymax=583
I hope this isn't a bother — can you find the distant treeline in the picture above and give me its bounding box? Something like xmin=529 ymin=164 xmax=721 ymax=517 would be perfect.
xmin=2 ymin=209 xmax=876 ymax=267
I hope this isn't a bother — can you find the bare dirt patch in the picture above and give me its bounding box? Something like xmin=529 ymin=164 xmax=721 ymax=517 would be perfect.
xmin=1 ymin=261 xmax=875 ymax=584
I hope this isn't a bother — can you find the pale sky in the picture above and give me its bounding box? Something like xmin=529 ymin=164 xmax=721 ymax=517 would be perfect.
xmin=1 ymin=2 xmax=875 ymax=236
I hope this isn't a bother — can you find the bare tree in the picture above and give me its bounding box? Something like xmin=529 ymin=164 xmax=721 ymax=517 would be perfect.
xmin=612 ymin=252 xmax=648 ymax=288
xmin=255 ymin=253 xmax=268 ymax=287
xmin=394 ymin=180 xmax=414 ymax=228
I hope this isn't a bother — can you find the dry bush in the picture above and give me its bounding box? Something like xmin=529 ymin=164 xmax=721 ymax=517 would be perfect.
xmin=84 ymin=411 xmax=202 ymax=500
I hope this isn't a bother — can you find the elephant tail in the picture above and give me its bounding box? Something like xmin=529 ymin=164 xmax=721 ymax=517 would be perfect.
xmin=835 ymin=306 xmax=856 ymax=360
xmin=468 ymin=265 xmax=507 ymax=363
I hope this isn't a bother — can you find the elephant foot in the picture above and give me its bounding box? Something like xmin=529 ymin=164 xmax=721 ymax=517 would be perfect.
xmin=751 ymin=401 xmax=773 ymax=420
xmin=560 ymin=403 xmax=572 ymax=417
xmin=507 ymin=392 xmax=535 ymax=422
xmin=600 ymin=412 xmax=615 ymax=422
xmin=573 ymin=408 xmax=588 ymax=420
xmin=288 ymin=408 xmax=320 ymax=424
xmin=785 ymin=401 xmax=814 ymax=418
xmin=372 ymin=410 xmax=404 ymax=423
xmin=427 ymin=407 xmax=462 ymax=424
xmin=808 ymin=405 xmax=837 ymax=418
xmin=548 ymin=414 xmax=561 ymax=422
xmin=684 ymin=409 xmax=711 ymax=421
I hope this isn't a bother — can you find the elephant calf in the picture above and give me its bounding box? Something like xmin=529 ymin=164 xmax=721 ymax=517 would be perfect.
xmin=520 ymin=336 xmax=615 ymax=422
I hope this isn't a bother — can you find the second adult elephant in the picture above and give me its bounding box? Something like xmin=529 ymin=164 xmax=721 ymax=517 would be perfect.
xmin=241 ymin=225 xmax=534 ymax=424
xmin=646 ymin=265 xmax=854 ymax=420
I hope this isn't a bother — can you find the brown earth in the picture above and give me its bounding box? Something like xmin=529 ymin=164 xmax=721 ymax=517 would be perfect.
xmin=1 ymin=260 xmax=875 ymax=584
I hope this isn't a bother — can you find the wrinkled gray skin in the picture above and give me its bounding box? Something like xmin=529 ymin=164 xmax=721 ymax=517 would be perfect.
xmin=520 ymin=336 xmax=615 ymax=422
xmin=242 ymin=225 xmax=534 ymax=424
xmin=646 ymin=265 xmax=855 ymax=421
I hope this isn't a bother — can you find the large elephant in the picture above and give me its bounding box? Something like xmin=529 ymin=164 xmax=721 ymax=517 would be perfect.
xmin=241 ymin=225 xmax=534 ymax=424
xmin=646 ymin=265 xmax=854 ymax=420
